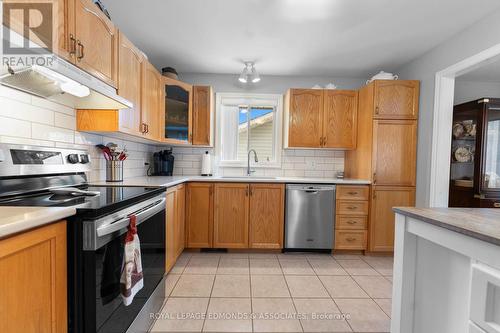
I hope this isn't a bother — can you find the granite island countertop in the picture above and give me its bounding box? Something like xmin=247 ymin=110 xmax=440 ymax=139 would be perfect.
xmin=0 ymin=206 xmax=76 ymax=239
xmin=92 ymin=175 xmax=371 ymax=188
xmin=394 ymin=207 xmax=500 ymax=246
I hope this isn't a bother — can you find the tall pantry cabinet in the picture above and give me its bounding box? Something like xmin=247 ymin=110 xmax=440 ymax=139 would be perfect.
xmin=345 ymin=80 xmax=419 ymax=252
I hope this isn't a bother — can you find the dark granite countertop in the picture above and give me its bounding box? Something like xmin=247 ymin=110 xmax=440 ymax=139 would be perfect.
xmin=393 ymin=207 xmax=500 ymax=246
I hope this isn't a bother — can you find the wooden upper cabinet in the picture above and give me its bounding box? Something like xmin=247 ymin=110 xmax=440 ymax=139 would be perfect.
xmin=192 ymin=86 xmax=213 ymax=146
xmin=74 ymin=0 xmax=118 ymax=87
xmin=287 ymin=89 xmax=324 ymax=148
xmin=373 ymin=80 xmax=419 ymax=119
xmin=141 ymin=61 xmax=163 ymax=140
xmin=0 ymin=221 xmax=67 ymax=333
xmin=323 ymin=90 xmax=358 ymax=149
xmin=213 ymin=183 xmax=249 ymax=248
xmin=370 ymin=186 xmax=415 ymax=252
xmin=249 ymin=184 xmax=284 ymax=249
xmin=372 ymin=120 xmax=417 ymax=186
xmin=164 ymin=77 xmax=193 ymax=145
xmin=117 ymin=31 xmax=143 ymax=136
xmin=186 ymin=183 xmax=213 ymax=248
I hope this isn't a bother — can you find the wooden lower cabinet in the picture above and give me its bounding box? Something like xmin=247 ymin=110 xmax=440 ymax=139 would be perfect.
xmin=369 ymin=186 xmax=416 ymax=252
xmin=186 ymin=183 xmax=214 ymax=248
xmin=175 ymin=184 xmax=186 ymax=258
xmin=185 ymin=182 xmax=285 ymax=249
xmin=249 ymin=184 xmax=285 ymax=249
xmin=335 ymin=185 xmax=370 ymax=250
xmin=0 ymin=221 xmax=67 ymax=333
xmin=166 ymin=184 xmax=187 ymax=272
xmin=213 ymin=183 xmax=249 ymax=248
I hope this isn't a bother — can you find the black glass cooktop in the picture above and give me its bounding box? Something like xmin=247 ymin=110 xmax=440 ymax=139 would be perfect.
xmin=0 ymin=185 xmax=166 ymax=218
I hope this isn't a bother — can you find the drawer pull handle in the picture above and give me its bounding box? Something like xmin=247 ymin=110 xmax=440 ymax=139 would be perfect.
xmin=494 ymin=202 xmax=500 ymax=208
xmin=346 ymin=237 xmax=357 ymax=242
xmin=347 ymin=206 xmax=357 ymax=210
xmin=348 ymin=191 xmax=358 ymax=195
xmin=346 ymin=220 xmax=357 ymax=225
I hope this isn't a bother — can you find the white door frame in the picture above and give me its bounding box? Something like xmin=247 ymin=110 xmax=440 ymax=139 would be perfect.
xmin=429 ymin=43 xmax=500 ymax=207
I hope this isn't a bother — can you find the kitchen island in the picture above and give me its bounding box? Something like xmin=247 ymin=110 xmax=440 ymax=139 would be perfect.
xmin=391 ymin=207 xmax=500 ymax=333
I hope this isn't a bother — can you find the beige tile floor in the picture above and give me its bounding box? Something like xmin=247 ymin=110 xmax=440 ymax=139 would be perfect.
xmin=150 ymin=252 xmax=393 ymax=333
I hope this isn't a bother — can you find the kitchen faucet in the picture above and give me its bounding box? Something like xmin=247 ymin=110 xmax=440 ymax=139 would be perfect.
xmin=247 ymin=149 xmax=258 ymax=176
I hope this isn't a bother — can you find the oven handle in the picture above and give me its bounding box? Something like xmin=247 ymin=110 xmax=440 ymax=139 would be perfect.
xmin=96 ymin=197 xmax=166 ymax=237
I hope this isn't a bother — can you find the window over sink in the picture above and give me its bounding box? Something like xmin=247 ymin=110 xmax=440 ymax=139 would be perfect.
xmin=216 ymin=93 xmax=283 ymax=167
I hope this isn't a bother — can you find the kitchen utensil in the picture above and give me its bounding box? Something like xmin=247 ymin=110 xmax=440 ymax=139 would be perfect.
xmin=106 ymin=160 xmax=124 ymax=182
xmin=50 ymin=187 xmax=100 ymax=196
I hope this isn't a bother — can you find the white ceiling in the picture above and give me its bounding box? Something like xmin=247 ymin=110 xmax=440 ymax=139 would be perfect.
xmin=104 ymin=0 xmax=500 ymax=77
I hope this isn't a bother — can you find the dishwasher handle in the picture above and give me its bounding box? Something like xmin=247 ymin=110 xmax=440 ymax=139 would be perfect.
xmin=287 ymin=184 xmax=336 ymax=192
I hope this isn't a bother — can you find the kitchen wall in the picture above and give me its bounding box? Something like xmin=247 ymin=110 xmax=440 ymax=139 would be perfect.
xmin=170 ymin=146 xmax=345 ymax=178
xmin=169 ymin=73 xmax=363 ymax=178
xmin=454 ymin=79 xmax=500 ymax=105
xmin=396 ymin=7 xmax=500 ymax=206
xmin=180 ymin=73 xmax=366 ymax=94
xmin=0 ymin=85 xmax=154 ymax=182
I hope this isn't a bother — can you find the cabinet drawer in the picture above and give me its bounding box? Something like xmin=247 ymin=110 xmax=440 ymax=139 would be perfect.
xmin=335 ymin=230 xmax=367 ymax=250
xmin=336 ymin=186 xmax=369 ymax=201
xmin=336 ymin=200 xmax=369 ymax=215
xmin=336 ymin=216 xmax=367 ymax=230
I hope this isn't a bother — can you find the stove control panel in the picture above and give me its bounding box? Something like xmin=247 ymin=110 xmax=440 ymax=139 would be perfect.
xmin=0 ymin=143 xmax=92 ymax=177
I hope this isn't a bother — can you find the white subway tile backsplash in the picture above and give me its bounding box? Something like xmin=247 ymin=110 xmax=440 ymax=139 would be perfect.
xmin=32 ymin=123 xmax=74 ymax=143
xmin=0 ymin=86 xmax=32 ymax=103
xmin=31 ymin=96 xmax=75 ymax=115
xmin=0 ymin=116 xmax=31 ymax=138
xmin=0 ymin=135 xmax=54 ymax=147
xmin=169 ymin=147 xmax=345 ymax=178
xmin=0 ymin=97 xmax=54 ymax=125
xmin=54 ymin=112 xmax=76 ymax=130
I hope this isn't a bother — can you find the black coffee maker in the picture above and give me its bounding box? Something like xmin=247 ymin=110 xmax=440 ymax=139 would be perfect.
xmin=152 ymin=149 xmax=174 ymax=176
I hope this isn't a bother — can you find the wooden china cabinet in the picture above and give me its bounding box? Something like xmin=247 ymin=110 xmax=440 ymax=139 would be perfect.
xmin=449 ymin=98 xmax=500 ymax=208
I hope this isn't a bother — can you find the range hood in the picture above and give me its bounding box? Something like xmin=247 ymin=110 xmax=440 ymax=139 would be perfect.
xmin=1 ymin=57 xmax=132 ymax=109
xmin=0 ymin=27 xmax=131 ymax=109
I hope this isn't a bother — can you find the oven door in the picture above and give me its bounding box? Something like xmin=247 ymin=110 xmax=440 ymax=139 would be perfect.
xmin=69 ymin=199 xmax=166 ymax=333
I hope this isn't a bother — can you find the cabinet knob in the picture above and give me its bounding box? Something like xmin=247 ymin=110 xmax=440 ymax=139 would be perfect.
xmin=373 ymin=172 xmax=377 ymax=184
xmin=347 ymin=220 xmax=357 ymax=225
xmin=346 ymin=237 xmax=356 ymax=242
xmin=347 ymin=191 xmax=358 ymax=195
xmin=347 ymin=206 xmax=357 ymax=210
xmin=375 ymin=106 xmax=379 ymax=114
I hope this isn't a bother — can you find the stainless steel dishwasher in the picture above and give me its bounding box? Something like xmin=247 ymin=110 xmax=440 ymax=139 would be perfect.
xmin=285 ymin=184 xmax=335 ymax=250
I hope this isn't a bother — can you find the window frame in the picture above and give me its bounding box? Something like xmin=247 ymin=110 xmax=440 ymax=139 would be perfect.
xmin=215 ymin=92 xmax=283 ymax=168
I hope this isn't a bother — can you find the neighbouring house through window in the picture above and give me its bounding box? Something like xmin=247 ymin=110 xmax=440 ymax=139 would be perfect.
xmin=216 ymin=93 xmax=283 ymax=167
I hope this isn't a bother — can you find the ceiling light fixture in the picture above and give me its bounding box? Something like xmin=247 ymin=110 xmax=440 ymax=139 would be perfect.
xmin=238 ymin=62 xmax=260 ymax=84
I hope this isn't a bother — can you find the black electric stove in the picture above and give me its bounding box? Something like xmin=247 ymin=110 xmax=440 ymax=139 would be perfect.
xmin=0 ymin=181 xmax=165 ymax=219
xmin=0 ymin=143 xmax=167 ymax=333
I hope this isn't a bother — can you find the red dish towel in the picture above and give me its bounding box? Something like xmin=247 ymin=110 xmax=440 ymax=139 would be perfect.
xmin=120 ymin=215 xmax=144 ymax=306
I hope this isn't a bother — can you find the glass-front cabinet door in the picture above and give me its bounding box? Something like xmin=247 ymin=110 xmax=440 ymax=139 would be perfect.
xmin=164 ymin=77 xmax=192 ymax=143
xmin=482 ymin=104 xmax=500 ymax=192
